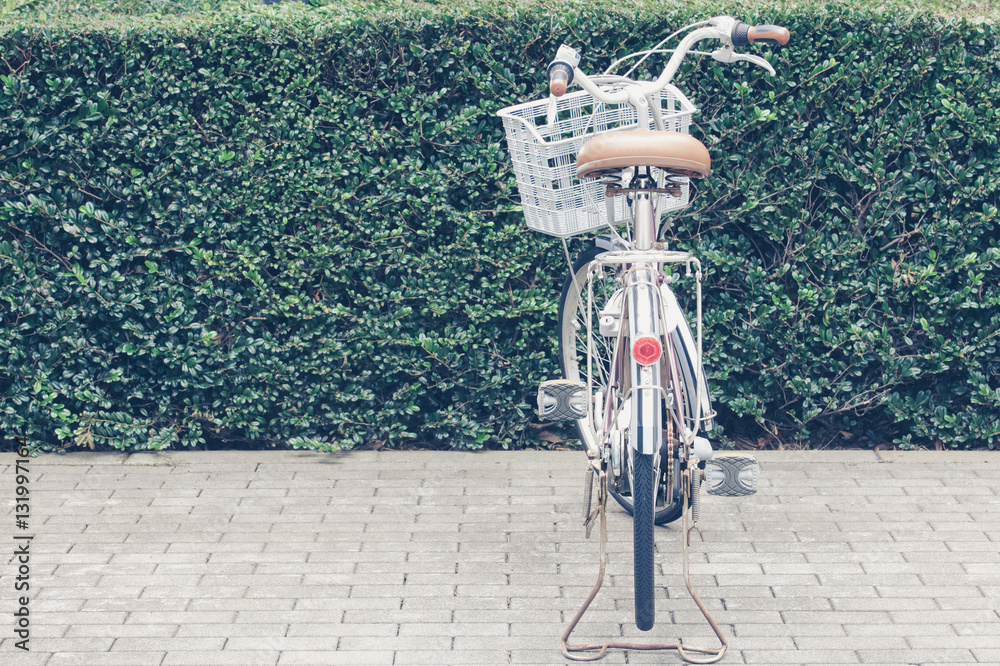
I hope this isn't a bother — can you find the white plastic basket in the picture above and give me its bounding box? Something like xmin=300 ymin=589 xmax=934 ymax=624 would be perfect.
xmin=498 ymin=85 xmax=697 ymax=238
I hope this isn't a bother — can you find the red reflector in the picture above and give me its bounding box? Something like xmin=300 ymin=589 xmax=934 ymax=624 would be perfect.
xmin=632 ymin=336 xmax=662 ymax=366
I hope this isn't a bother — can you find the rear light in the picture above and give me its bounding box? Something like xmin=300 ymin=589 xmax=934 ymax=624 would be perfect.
xmin=632 ymin=336 xmax=662 ymax=366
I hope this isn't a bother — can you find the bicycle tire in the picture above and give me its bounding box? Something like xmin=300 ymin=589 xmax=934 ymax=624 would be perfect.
xmin=632 ymin=449 xmax=657 ymax=631
xmin=557 ymin=245 xmax=687 ymax=525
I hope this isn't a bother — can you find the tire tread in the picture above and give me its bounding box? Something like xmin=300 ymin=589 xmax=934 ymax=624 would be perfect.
xmin=633 ymin=451 xmax=655 ymax=631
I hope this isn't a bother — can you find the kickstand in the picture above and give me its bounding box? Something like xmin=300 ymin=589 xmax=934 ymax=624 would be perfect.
xmin=560 ymin=462 xmax=728 ymax=663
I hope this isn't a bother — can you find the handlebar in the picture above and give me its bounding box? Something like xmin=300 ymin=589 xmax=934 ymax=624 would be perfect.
xmin=546 ymin=16 xmax=790 ymax=103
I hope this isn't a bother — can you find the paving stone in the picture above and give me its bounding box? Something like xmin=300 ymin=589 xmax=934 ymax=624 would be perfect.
xmin=736 ymin=623 xmax=846 ymax=637
xmin=856 ymin=648 xmax=977 ymax=663
xmin=796 ymin=635 xmax=909 ymax=650
xmin=162 ymin=652 xmax=281 ymax=665
xmin=935 ymin=597 xmax=1000 ymax=610
xmin=276 ymin=651 xmax=394 ymax=664
xmin=110 ymin=637 xmax=226 ymax=651
xmin=844 ymin=622 xmax=957 ymax=637
xmin=47 ymin=652 xmax=167 ymax=665
xmin=65 ymin=624 xmax=179 ymax=638
xmin=393 ymin=651 xmax=514 ymax=665
xmin=909 ymin=634 xmax=1000 ymax=649
xmin=972 ymin=649 xmax=1000 ymax=663
xmin=124 ymin=611 xmax=236 ymax=624
xmin=286 ymin=623 xmax=399 ymax=637
xmin=829 ymin=596 xmax=938 ymax=611
xmin=892 ymin=609 xmax=998 ymax=623
xmin=742 ymin=648 xmax=861 ymax=663
xmin=80 ymin=598 xmax=189 ymax=612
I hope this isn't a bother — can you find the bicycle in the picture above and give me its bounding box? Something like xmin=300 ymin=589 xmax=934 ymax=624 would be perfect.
xmin=498 ymin=16 xmax=790 ymax=663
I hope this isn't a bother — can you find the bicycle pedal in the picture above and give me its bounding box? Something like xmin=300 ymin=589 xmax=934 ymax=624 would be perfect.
xmin=704 ymin=454 xmax=759 ymax=497
xmin=537 ymin=380 xmax=587 ymax=421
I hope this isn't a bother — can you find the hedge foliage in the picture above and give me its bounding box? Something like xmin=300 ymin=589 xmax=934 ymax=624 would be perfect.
xmin=1 ymin=1 xmax=998 ymax=451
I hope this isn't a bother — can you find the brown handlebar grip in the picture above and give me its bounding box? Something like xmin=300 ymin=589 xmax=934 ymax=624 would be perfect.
xmin=548 ymin=63 xmax=572 ymax=97
xmin=747 ymin=25 xmax=790 ymax=46
xmin=549 ymin=71 xmax=569 ymax=97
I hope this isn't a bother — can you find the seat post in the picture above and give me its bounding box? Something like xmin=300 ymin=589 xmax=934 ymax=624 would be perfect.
xmin=634 ymin=191 xmax=655 ymax=251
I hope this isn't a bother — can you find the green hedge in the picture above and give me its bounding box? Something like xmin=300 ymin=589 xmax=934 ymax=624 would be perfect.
xmin=1 ymin=2 xmax=998 ymax=451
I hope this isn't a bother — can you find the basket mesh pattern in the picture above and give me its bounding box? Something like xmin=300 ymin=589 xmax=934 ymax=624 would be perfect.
xmin=499 ymin=86 xmax=696 ymax=238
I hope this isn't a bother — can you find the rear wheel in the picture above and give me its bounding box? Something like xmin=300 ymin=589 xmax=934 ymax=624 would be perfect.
xmin=557 ymin=245 xmax=687 ymax=525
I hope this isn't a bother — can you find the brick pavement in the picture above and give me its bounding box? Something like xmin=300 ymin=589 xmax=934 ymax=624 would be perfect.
xmin=1 ymin=448 xmax=998 ymax=665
